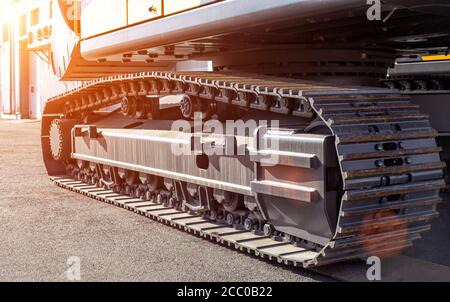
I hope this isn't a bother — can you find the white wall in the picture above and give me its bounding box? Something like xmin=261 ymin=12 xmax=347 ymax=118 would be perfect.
xmin=0 ymin=0 xmax=80 ymax=119
xmin=0 ymin=39 xmax=11 ymax=114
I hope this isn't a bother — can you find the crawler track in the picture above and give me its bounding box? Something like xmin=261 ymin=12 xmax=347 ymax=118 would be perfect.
xmin=44 ymin=71 xmax=446 ymax=268
xmin=53 ymin=177 xmax=323 ymax=268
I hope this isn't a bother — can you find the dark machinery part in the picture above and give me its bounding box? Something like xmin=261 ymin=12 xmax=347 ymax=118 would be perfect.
xmin=49 ymin=119 xmax=78 ymax=161
xmin=41 ymin=71 xmax=445 ymax=267
xmin=383 ymin=57 xmax=450 ymax=92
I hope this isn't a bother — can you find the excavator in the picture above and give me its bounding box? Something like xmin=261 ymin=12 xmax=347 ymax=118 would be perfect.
xmin=40 ymin=0 xmax=450 ymax=268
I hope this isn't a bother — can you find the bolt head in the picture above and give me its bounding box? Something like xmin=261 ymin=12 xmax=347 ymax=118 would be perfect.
xmin=226 ymin=214 xmax=234 ymax=226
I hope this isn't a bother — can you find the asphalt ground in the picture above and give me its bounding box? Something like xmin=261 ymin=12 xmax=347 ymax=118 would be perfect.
xmin=0 ymin=120 xmax=330 ymax=282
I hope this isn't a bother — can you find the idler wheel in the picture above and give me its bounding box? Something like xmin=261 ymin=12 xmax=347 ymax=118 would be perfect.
xmin=244 ymin=218 xmax=253 ymax=231
xmin=226 ymin=214 xmax=235 ymax=226
xmin=121 ymin=96 xmax=137 ymax=116
xmin=180 ymin=94 xmax=196 ymax=119
xmin=49 ymin=119 xmax=77 ymax=161
xmin=180 ymin=94 xmax=215 ymax=120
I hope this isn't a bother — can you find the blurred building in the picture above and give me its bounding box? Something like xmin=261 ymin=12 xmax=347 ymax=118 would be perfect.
xmin=0 ymin=0 xmax=211 ymax=120
xmin=0 ymin=0 xmax=79 ymax=119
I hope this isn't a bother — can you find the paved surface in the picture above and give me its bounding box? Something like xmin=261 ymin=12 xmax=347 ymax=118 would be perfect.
xmin=0 ymin=120 xmax=330 ymax=282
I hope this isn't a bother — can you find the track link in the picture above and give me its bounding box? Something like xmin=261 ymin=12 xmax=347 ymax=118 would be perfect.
xmin=52 ymin=177 xmax=322 ymax=268
xmin=44 ymin=71 xmax=446 ymax=268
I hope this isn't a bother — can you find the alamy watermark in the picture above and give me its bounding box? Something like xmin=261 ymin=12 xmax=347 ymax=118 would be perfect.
xmin=66 ymin=256 xmax=81 ymax=281
xmin=366 ymin=0 xmax=397 ymax=23
xmin=59 ymin=0 xmax=82 ymax=21
xmin=366 ymin=256 xmax=381 ymax=281
xmin=171 ymin=114 xmax=281 ymax=166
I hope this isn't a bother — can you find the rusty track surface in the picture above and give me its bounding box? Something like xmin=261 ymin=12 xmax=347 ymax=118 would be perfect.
xmin=45 ymin=71 xmax=446 ymax=268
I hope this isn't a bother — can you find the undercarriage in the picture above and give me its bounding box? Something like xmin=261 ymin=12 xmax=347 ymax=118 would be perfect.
xmin=41 ymin=71 xmax=445 ymax=267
